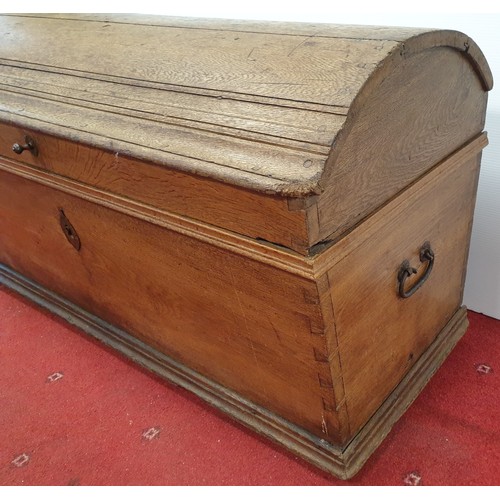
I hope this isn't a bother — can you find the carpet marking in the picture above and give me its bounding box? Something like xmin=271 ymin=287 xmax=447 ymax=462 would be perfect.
xmin=142 ymin=427 xmax=161 ymax=441
xmin=47 ymin=372 xmax=64 ymax=383
xmin=11 ymin=453 xmax=30 ymax=468
xmin=403 ymin=471 xmax=422 ymax=486
xmin=476 ymin=363 xmax=492 ymax=374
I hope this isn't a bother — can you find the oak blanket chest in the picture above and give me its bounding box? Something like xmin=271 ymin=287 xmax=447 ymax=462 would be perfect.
xmin=0 ymin=14 xmax=493 ymax=479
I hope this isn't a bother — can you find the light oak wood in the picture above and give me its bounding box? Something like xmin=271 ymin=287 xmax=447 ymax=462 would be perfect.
xmin=5 ymin=14 xmax=441 ymax=39
xmin=312 ymin=133 xmax=488 ymax=274
xmin=328 ymin=152 xmax=482 ymax=437
xmin=0 ymin=134 xmax=485 ymax=446
xmin=0 ymin=16 xmax=398 ymax=106
xmin=0 ymin=14 xmax=492 ymax=203
xmin=0 ymin=15 xmax=492 ymax=478
xmin=315 ymin=47 xmax=488 ymax=243
xmin=0 ymin=264 xmax=469 ymax=479
xmin=0 ymin=166 xmax=342 ymax=440
xmin=0 ymin=133 xmax=486 ymax=277
xmin=0 ymin=122 xmax=311 ymax=252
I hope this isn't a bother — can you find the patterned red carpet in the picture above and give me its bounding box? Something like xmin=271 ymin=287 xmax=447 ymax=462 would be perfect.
xmin=0 ymin=285 xmax=498 ymax=486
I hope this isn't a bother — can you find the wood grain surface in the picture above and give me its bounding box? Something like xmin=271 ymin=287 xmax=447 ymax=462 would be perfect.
xmin=0 ymin=122 xmax=311 ymax=252
xmin=327 ymin=152 xmax=482 ymax=438
xmin=0 ymin=263 xmax=470 ymax=479
xmin=0 ymin=134 xmax=486 ymax=446
xmin=316 ymin=47 xmax=488 ymax=243
xmin=0 ymin=166 xmax=341 ymax=441
xmin=0 ymin=15 xmax=492 ymax=474
xmin=0 ymin=14 xmax=492 ymax=198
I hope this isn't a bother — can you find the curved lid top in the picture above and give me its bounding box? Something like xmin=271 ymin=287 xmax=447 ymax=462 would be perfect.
xmin=0 ymin=14 xmax=493 ymax=196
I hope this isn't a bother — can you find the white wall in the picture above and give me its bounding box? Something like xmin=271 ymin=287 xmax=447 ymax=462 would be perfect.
xmin=17 ymin=2 xmax=500 ymax=319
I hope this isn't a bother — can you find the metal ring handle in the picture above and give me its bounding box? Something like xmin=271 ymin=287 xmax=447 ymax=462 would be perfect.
xmin=397 ymin=242 xmax=434 ymax=299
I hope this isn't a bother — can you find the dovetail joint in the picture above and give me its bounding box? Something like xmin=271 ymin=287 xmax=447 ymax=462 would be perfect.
xmin=313 ymin=347 xmax=329 ymax=363
xmin=308 ymin=316 xmax=326 ymax=336
xmin=322 ymin=397 xmax=335 ymax=412
xmin=303 ymin=288 xmax=321 ymax=305
xmin=318 ymin=373 xmax=334 ymax=388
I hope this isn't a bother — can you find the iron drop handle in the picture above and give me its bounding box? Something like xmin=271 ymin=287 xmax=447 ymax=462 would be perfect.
xmin=12 ymin=136 xmax=38 ymax=157
xmin=397 ymin=242 xmax=434 ymax=299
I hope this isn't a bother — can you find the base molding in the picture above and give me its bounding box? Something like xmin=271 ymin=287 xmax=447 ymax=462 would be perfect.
xmin=0 ymin=263 xmax=468 ymax=480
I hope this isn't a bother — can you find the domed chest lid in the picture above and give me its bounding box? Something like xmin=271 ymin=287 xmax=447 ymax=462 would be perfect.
xmin=0 ymin=14 xmax=492 ymax=253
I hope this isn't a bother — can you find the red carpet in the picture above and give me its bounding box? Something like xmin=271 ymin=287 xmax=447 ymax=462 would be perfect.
xmin=0 ymin=285 xmax=498 ymax=486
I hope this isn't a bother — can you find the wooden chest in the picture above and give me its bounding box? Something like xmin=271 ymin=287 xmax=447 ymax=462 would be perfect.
xmin=0 ymin=14 xmax=493 ymax=479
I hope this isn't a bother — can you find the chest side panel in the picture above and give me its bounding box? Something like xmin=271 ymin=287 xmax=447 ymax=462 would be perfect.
xmin=316 ymin=47 xmax=488 ymax=245
xmin=326 ymin=139 xmax=483 ymax=438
